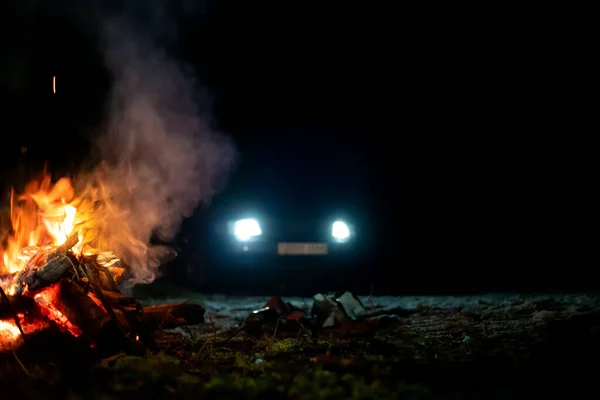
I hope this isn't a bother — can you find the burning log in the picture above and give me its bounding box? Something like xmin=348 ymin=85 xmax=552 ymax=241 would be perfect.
xmin=0 ymin=169 xmax=209 ymax=358
xmin=140 ymin=302 xmax=205 ymax=330
xmin=13 ymin=234 xmax=79 ymax=295
xmin=58 ymin=279 xmax=110 ymax=335
xmin=97 ymin=290 xmax=204 ymax=329
xmin=100 ymin=290 xmax=142 ymax=312
xmin=94 ymin=289 xmax=203 ymax=329
xmin=57 ymin=279 xmax=136 ymax=354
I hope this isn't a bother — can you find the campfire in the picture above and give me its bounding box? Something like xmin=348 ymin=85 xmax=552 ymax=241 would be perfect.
xmin=0 ymin=171 xmax=204 ymax=355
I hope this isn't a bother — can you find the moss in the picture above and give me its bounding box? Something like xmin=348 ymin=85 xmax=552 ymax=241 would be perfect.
xmin=233 ymin=352 xmax=272 ymax=371
xmin=288 ymin=370 xmax=431 ymax=400
xmin=203 ymin=372 xmax=284 ymax=398
xmin=265 ymin=338 xmax=304 ymax=356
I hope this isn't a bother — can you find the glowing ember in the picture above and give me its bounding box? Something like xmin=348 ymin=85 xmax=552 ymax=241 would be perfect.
xmin=88 ymin=292 xmax=107 ymax=313
xmin=0 ymin=316 xmax=51 ymax=352
xmin=34 ymin=286 xmax=82 ymax=337
xmin=0 ymin=320 xmax=20 ymax=340
xmin=0 ymin=320 xmax=22 ymax=352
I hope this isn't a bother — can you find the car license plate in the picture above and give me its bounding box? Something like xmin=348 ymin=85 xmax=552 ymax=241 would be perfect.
xmin=277 ymin=242 xmax=328 ymax=255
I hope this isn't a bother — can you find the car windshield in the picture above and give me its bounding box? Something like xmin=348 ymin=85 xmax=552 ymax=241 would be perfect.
xmin=213 ymin=132 xmax=369 ymax=216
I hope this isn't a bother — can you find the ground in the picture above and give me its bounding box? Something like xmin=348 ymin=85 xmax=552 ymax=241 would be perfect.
xmin=2 ymin=291 xmax=600 ymax=399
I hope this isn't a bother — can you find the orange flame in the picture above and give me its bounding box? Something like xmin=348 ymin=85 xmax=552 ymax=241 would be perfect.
xmin=0 ymin=168 xmax=167 ymax=349
xmin=0 ymin=169 xmax=140 ymax=278
xmin=0 ymin=171 xmax=108 ymax=348
xmin=1 ymin=172 xmax=80 ymax=275
xmin=0 ymin=320 xmax=21 ymax=342
xmin=0 ymin=285 xmax=101 ymax=347
xmin=0 ymin=310 xmax=53 ymax=351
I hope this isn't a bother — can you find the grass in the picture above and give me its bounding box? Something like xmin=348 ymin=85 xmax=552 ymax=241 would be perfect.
xmin=1 ymin=293 xmax=600 ymax=399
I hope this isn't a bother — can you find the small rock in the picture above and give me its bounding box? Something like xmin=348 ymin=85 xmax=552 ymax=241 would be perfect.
xmin=311 ymin=293 xmax=349 ymax=328
xmin=532 ymin=310 xmax=556 ymax=323
xmin=336 ymin=292 xmax=367 ymax=320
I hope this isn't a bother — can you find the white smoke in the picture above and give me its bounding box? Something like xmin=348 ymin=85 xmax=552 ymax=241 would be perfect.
xmin=78 ymin=14 xmax=234 ymax=284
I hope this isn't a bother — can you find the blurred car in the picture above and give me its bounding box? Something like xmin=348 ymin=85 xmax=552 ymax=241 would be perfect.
xmin=200 ymin=201 xmax=372 ymax=294
xmin=211 ymin=214 xmax=363 ymax=262
xmin=193 ymin=132 xmax=374 ymax=294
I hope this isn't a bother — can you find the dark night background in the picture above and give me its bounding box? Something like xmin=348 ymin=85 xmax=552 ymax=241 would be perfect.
xmin=0 ymin=1 xmax=595 ymax=294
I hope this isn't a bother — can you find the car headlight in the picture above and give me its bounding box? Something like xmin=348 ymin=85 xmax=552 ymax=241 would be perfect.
xmin=332 ymin=220 xmax=350 ymax=241
xmin=233 ymin=218 xmax=262 ymax=241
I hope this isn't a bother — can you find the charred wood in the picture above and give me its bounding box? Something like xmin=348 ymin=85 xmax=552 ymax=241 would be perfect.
xmin=98 ymin=290 xmax=204 ymax=330
xmin=56 ymin=234 xmax=80 ymax=254
xmin=12 ymin=234 xmax=79 ymax=295
xmin=58 ymin=279 xmax=112 ymax=334
xmin=12 ymin=250 xmax=44 ymax=296
xmin=100 ymin=290 xmax=142 ymax=313
xmin=26 ymin=252 xmax=78 ymax=293
xmin=58 ymin=279 xmax=137 ymax=355
xmin=78 ymin=268 xmax=144 ymax=347
xmin=140 ymin=302 xmax=205 ymax=330
xmin=0 ymin=294 xmax=36 ymax=319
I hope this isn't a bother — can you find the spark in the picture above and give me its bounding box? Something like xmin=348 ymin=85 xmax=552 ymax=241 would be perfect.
xmin=53 ymin=76 xmax=56 ymax=94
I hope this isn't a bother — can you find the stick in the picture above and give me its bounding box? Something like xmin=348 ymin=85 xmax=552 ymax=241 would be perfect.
xmin=13 ymin=235 xmax=80 ymax=295
xmin=0 ymin=286 xmax=26 ymax=342
xmin=272 ymin=317 xmax=281 ymax=338
xmin=12 ymin=351 xmax=30 ymax=376
xmin=56 ymin=234 xmax=79 ymax=254
xmin=140 ymin=302 xmax=205 ymax=330
xmin=221 ymin=324 xmax=245 ymax=343
xmin=207 ymin=312 xmax=217 ymax=340
xmin=81 ymin=264 xmax=138 ymax=342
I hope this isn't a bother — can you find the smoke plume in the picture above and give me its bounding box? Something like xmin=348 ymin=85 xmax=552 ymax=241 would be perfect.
xmin=74 ymin=14 xmax=234 ymax=285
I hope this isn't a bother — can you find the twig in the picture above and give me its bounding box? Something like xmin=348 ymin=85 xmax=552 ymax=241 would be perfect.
xmin=196 ymin=338 xmax=211 ymax=356
xmin=81 ymin=265 xmax=135 ymax=345
xmin=368 ymin=282 xmax=376 ymax=310
xmin=295 ymin=321 xmax=307 ymax=339
xmin=221 ymin=314 xmax=250 ymax=344
xmin=77 ymin=264 xmax=92 ymax=294
xmin=56 ymin=234 xmax=79 ymax=254
xmin=65 ymin=254 xmax=80 ymax=281
xmin=0 ymin=286 xmax=27 ymax=342
xmin=207 ymin=312 xmax=217 ymax=340
xmin=12 ymin=351 xmax=30 ymax=376
xmin=222 ymin=325 xmax=244 ymax=343
xmin=272 ymin=317 xmax=281 ymax=338
xmin=184 ymin=324 xmax=194 ymax=340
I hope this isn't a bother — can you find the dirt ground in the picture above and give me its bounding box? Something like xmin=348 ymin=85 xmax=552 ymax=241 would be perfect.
xmin=2 ymin=292 xmax=599 ymax=399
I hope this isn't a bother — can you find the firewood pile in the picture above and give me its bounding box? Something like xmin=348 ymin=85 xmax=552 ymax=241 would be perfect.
xmin=0 ymin=234 xmax=205 ymax=357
